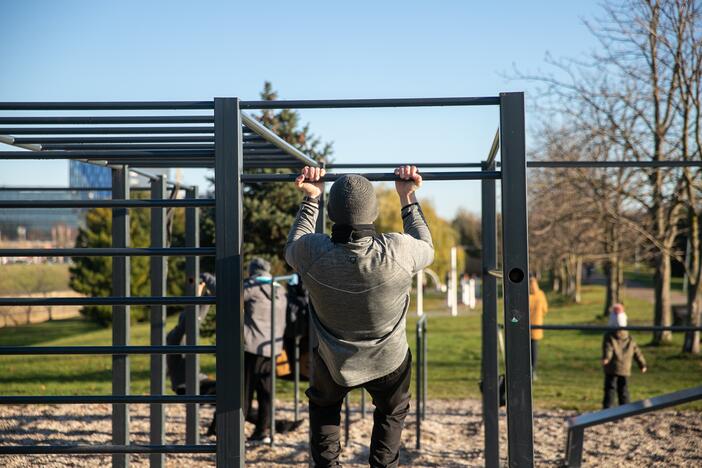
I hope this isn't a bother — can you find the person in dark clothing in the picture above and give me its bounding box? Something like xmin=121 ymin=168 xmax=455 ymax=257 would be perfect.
xmin=286 ymin=165 xmax=434 ymax=467
xmin=282 ymin=281 xmax=311 ymax=381
xmin=243 ymin=257 xmax=287 ymax=443
xmin=602 ymin=304 xmax=647 ymax=408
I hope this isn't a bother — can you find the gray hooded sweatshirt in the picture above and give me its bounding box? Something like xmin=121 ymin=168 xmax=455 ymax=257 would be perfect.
xmin=285 ymin=199 xmax=434 ymax=386
xmin=243 ymin=276 xmax=287 ymax=358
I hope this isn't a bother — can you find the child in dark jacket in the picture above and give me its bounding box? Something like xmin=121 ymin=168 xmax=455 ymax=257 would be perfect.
xmin=602 ymin=304 xmax=647 ymax=408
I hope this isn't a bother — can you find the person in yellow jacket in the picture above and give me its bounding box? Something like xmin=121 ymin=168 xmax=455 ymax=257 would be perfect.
xmin=529 ymin=277 xmax=548 ymax=380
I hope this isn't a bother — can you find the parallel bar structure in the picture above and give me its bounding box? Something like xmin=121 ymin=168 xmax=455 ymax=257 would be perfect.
xmin=112 ymin=166 xmax=131 ymax=468
xmin=150 ymin=175 xmax=167 ymax=468
xmin=0 ymin=95 xmax=530 ymax=467
xmin=499 ymin=92 xmax=534 ymax=467
xmin=565 ymin=386 xmax=702 ymax=467
xmin=481 ymin=158 xmax=500 ymax=468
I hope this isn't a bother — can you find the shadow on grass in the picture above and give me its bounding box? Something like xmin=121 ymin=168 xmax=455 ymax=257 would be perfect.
xmin=0 ymin=318 xmax=103 ymax=346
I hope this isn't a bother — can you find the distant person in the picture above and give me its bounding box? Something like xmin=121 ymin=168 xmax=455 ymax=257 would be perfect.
xmin=460 ymin=274 xmax=477 ymax=309
xmin=602 ymin=304 xmax=647 ymax=408
xmin=529 ymin=277 xmax=548 ymax=380
xmin=198 ymin=272 xmax=217 ymax=297
xmin=286 ymin=165 xmax=434 ymax=467
xmin=243 ymin=257 xmax=288 ymax=443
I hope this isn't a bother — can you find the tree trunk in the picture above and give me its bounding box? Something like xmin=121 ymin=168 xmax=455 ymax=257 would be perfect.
xmin=558 ymin=261 xmax=568 ymax=295
xmin=550 ymin=267 xmax=559 ymax=292
xmin=683 ymin=284 xmax=701 ymax=353
xmin=574 ymin=256 xmax=583 ymax=304
xmin=603 ymin=257 xmax=619 ymax=316
xmin=683 ymin=212 xmax=700 ymax=353
xmin=653 ymin=252 xmax=673 ymax=344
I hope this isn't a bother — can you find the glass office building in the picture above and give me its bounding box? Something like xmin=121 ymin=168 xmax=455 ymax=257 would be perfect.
xmin=69 ymin=161 xmax=112 ymax=199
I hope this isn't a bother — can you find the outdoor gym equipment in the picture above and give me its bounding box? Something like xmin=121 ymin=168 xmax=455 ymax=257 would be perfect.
xmin=0 ymin=94 xmax=531 ymax=468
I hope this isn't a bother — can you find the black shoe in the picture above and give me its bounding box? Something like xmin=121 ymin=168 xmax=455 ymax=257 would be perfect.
xmin=248 ymin=431 xmax=271 ymax=444
xmin=276 ymin=419 xmax=304 ymax=433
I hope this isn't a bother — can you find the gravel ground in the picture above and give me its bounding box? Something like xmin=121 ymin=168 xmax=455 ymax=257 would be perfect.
xmin=0 ymin=399 xmax=700 ymax=467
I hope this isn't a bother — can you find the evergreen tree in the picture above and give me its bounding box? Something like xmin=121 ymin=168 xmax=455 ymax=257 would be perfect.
xmin=70 ymin=201 xmax=186 ymax=326
xmin=200 ymin=81 xmax=333 ymax=274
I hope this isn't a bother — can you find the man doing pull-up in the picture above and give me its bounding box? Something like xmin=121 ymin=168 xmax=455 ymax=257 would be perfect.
xmin=286 ymin=165 xmax=434 ymax=467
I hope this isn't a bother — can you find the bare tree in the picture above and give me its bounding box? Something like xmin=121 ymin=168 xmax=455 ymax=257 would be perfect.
xmin=518 ymin=0 xmax=702 ymax=344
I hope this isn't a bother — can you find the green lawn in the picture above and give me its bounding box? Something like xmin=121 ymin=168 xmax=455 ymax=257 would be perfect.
xmin=623 ymin=267 xmax=684 ymax=291
xmin=0 ymin=285 xmax=700 ymax=411
xmin=0 ymin=263 xmax=70 ymax=295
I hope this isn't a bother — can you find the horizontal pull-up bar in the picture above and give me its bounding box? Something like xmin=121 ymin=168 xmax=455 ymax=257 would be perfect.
xmin=0 ymin=296 xmax=215 ymax=306
xmin=485 ymin=128 xmax=501 ymax=167
xmin=10 ymin=136 xmax=216 ymax=144
xmin=0 ymin=186 xmax=152 ymax=192
xmin=531 ymin=324 xmax=702 ymax=332
xmin=326 ymin=163 xmax=485 ymax=169
xmin=239 ymin=96 xmax=500 ymax=109
xmin=0 ymin=345 xmax=216 ymax=355
xmin=0 ymin=101 xmax=215 ymax=110
xmin=240 ymin=112 xmax=319 ymax=167
xmin=0 ymin=150 xmax=214 ymax=159
xmin=241 ymin=171 xmax=501 ymax=183
xmin=0 ymin=247 xmax=215 ymax=257
xmin=0 ymin=444 xmax=216 ymax=455
xmin=528 ymin=161 xmax=702 ymax=168
xmin=40 ymin=138 xmax=263 ymax=150
xmin=0 ymin=199 xmax=214 ymax=208
xmin=0 ymin=126 xmax=215 ymax=135
xmin=0 ymin=116 xmax=215 ymax=125
xmin=0 ymin=395 xmax=216 ymax=404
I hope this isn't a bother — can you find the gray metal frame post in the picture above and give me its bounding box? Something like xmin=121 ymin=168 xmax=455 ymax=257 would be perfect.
xmin=565 ymin=427 xmax=584 ymax=467
xmin=344 ymin=395 xmax=350 ymax=447
xmin=214 ymin=97 xmax=245 ymax=466
xmin=415 ymin=315 xmax=427 ymax=450
xmin=150 ymin=175 xmax=167 ymax=467
xmin=499 ymin=92 xmax=534 ymax=467
xmin=481 ymin=159 xmax=500 ymax=468
xmin=270 ymin=282 xmax=277 ymax=446
xmin=112 ymin=166 xmax=131 ymax=468
xmin=422 ymin=319 xmax=427 ymax=421
xmin=294 ymin=335 xmax=300 ymax=422
xmin=185 ymin=186 xmax=201 ymax=445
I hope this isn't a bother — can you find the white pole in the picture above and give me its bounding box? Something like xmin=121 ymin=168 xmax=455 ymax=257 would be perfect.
xmin=417 ymin=269 xmax=424 ymax=317
xmin=450 ymin=246 xmax=458 ymax=316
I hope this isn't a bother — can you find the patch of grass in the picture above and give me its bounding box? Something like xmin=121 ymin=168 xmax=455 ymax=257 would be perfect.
xmin=624 ymin=267 xmax=684 ymax=291
xmin=0 ymin=263 xmax=70 ymax=295
xmin=0 ymin=285 xmax=700 ymax=412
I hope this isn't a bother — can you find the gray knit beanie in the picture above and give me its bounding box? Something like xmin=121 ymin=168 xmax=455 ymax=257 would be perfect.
xmin=248 ymin=257 xmax=271 ymax=277
xmin=327 ymin=174 xmax=379 ymax=225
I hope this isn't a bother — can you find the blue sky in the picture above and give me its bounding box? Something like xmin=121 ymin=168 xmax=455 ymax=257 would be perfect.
xmin=0 ymin=0 xmax=601 ymax=218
